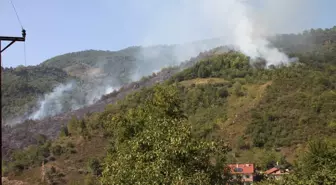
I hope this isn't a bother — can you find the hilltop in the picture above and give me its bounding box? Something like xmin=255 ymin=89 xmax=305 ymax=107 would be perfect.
xmin=2 ymin=26 xmax=336 ymax=184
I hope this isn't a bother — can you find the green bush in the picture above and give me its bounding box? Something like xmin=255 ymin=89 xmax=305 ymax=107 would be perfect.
xmin=258 ymin=139 xmax=336 ymax=184
xmin=59 ymin=126 xmax=69 ymax=137
xmin=216 ymin=87 xmax=229 ymax=98
xmin=51 ymin=145 xmax=64 ymax=156
xmin=7 ymin=142 xmax=51 ymax=174
xmin=87 ymin=158 xmax=102 ymax=176
xmin=232 ymin=81 xmax=244 ymax=96
xmin=236 ymin=136 xmax=249 ymax=150
xmin=67 ymin=116 xmax=79 ymax=134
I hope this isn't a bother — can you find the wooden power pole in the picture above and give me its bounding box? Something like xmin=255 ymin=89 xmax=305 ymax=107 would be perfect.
xmin=0 ymin=29 xmax=26 ymax=125
xmin=0 ymin=29 xmax=26 ymax=66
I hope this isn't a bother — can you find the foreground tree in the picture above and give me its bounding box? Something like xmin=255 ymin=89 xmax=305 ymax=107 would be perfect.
xmin=100 ymin=85 xmax=231 ymax=184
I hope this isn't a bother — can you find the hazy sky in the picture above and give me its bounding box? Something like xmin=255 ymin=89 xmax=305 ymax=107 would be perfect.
xmin=1 ymin=0 xmax=335 ymax=67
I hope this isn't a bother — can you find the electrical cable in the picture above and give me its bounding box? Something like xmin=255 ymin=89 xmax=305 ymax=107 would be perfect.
xmin=24 ymin=42 xmax=27 ymax=66
xmin=9 ymin=0 xmax=24 ymax=29
xmin=9 ymin=0 xmax=28 ymax=81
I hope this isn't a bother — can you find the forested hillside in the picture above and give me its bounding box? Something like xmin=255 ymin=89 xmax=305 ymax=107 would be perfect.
xmin=2 ymin=27 xmax=335 ymax=184
xmin=1 ymin=66 xmax=72 ymax=122
xmin=1 ymin=40 xmax=224 ymax=123
xmin=2 ymin=49 xmax=131 ymax=122
xmin=271 ymin=27 xmax=336 ymax=54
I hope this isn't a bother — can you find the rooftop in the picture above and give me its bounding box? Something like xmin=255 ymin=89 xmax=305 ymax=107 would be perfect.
xmin=228 ymin=163 xmax=254 ymax=174
xmin=265 ymin=167 xmax=279 ymax=175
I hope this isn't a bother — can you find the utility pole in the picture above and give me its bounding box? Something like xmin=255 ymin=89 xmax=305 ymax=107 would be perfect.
xmin=0 ymin=29 xmax=26 ymax=125
xmin=0 ymin=29 xmax=26 ymax=65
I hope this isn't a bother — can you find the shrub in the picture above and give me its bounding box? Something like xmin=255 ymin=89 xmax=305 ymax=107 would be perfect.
xmin=217 ymin=87 xmax=229 ymax=98
xmin=9 ymin=143 xmax=51 ymax=174
xmin=59 ymin=126 xmax=69 ymax=137
xmin=67 ymin=116 xmax=79 ymax=134
xmin=87 ymin=158 xmax=102 ymax=176
xmin=45 ymin=166 xmax=65 ymax=185
xmin=51 ymin=145 xmax=64 ymax=156
xmin=232 ymin=81 xmax=244 ymax=96
xmin=236 ymin=136 xmax=249 ymax=150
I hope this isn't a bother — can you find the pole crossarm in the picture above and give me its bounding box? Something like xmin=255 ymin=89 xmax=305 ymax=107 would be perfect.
xmin=0 ymin=36 xmax=26 ymax=53
xmin=0 ymin=36 xmax=25 ymax=41
xmin=0 ymin=30 xmax=26 ymax=53
xmin=0 ymin=30 xmax=26 ymax=66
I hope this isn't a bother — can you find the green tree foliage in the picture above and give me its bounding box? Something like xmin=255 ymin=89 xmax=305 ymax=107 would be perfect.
xmin=232 ymin=81 xmax=244 ymax=96
xmin=236 ymin=136 xmax=249 ymax=150
xmin=257 ymin=139 xmax=336 ymax=185
xmin=67 ymin=116 xmax=80 ymax=134
xmin=7 ymin=141 xmax=51 ymax=174
xmin=51 ymin=144 xmax=64 ymax=156
xmin=87 ymin=158 xmax=102 ymax=176
xmin=78 ymin=120 xmax=89 ymax=137
xmin=170 ymin=52 xmax=251 ymax=83
xmin=293 ymin=139 xmax=336 ymax=184
xmin=100 ymin=84 xmax=231 ymax=184
xmin=216 ymin=86 xmax=229 ymax=98
xmin=247 ymin=63 xmax=336 ymax=148
xmin=59 ymin=126 xmax=69 ymax=137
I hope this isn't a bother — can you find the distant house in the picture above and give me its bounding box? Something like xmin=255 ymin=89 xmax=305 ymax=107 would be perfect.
xmin=228 ymin=163 xmax=255 ymax=185
xmin=264 ymin=167 xmax=289 ymax=180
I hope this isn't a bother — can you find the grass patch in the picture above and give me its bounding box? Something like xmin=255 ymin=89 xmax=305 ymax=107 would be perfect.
xmin=179 ymin=77 xmax=229 ymax=87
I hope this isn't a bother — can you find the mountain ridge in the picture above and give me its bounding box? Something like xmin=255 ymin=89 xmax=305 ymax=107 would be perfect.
xmin=1 ymin=38 xmax=228 ymax=123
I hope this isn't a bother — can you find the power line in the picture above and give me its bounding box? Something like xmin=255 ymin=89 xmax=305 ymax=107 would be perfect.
xmin=9 ymin=0 xmax=24 ymax=29
xmin=10 ymin=0 xmax=28 ymax=67
xmin=24 ymin=42 xmax=27 ymax=66
xmin=24 ymin=41 xmax=28 ymax=82
xmin=7 ymin=0 xmax=28 ymax=68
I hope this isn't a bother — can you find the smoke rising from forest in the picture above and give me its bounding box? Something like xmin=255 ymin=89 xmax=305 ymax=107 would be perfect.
xmin=27 ymin=42 xmax=221 ymax=121
xmin=136 ymin=0 xmax=315 ymax=65
xmin=25 ymin=0 xmax=316 ymax=121
xmin=28 ymin=79 xmax=120 ymax=120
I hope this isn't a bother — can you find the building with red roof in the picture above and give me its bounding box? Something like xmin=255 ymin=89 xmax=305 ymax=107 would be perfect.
xmin=264 ymin=167 xmax=289 ymax=180
xmin=228 ymin=163 xmax=255 ymax=185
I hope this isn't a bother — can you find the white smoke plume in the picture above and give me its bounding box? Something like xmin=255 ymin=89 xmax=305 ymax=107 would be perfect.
xmin=29 ymin=82 xmax=75 ymax=119
xmin=127 ymin=0 xmax=315 ymax=66
xmin=28 ymin=79 xmax=120 ymax=120
xmin=25 ymin=0 xmax=316 ymax=121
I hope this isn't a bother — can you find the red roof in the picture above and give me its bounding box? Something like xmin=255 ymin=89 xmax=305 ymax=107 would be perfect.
xmin=228 ymin=164 xmax=254 ymax=174
xmin=265 ymin=167 xmax=279 ymax=175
